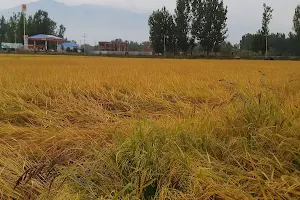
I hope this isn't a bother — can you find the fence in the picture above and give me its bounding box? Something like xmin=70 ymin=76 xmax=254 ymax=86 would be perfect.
xmin=88 ymin=51 xmax=153 ymax=56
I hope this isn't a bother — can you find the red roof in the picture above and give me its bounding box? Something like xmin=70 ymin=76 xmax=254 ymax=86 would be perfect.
xmin=28 ymin=34 xmax=66 ymax=42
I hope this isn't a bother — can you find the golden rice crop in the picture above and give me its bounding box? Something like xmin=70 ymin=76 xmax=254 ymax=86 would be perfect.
xmin=0 ymin=54 xmax=300 ymax=199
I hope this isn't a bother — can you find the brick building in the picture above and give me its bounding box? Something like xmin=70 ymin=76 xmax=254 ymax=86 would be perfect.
xmin=99 ymin=41 xmax=128 ymax=51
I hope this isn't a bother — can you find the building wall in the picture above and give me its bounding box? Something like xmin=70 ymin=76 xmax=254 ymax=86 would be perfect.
xmin=99 ymin=41 xmax=128 ymax=51
xmin=90 ymin=51 xmax=153 ymax=56
xmin=1 ymin=43 xmax=23 ymax=49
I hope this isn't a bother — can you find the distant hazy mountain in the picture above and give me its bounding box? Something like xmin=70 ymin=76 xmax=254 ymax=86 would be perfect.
xmin=1 ymin=0 xmax=150 ymax=44
xmin=0 ymin=0 xmax=256 ymax=45
xmin=1 ymin=0 xmax=298 ymax=45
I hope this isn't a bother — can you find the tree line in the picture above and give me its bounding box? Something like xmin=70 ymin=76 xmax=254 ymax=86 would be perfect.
xmin=0 ymin=10 xmax=66 ymax=44
xmin=149 ymin=0 xmax=228 ymax=56
xmin=111 ymin=39 xmax=151 ymax=51
xmin=240 ymin=5 xmax=300 ymax=56
xmin=149 ymin=0 xmax=300 ymax=57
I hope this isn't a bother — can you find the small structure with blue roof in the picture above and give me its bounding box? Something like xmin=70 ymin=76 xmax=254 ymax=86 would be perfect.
xmin=58 ymin=42 xmax=79 ymax=52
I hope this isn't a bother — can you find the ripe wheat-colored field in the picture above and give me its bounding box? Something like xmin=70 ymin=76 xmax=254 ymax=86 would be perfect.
xmin=0 ymin=55 xmax=300 ymax=199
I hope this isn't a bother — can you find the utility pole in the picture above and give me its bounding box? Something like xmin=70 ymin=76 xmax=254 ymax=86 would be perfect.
xmin=164 ymin=35 xmax=166 ymax=58
xmin=265 ymin=34 xmax=268 ymax=59
xmin=24 ymin=13 xmax=26 ymax=48
xmin=83 ymin=33 xmax=86 ymax=55
xmin=15 ymin=32 xmax=17 ymax=53
xmin=22 ymin=4 xmax=27 ymax=50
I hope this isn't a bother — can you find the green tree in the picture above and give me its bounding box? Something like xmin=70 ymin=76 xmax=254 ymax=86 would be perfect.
xmin=219 ymin=41 xmax=233 ymax=56
xmin=260 ymin=3 xmax=273 ymax=56
xmin=16 ymin=13 xmax=26 ymax=44
xmin=192 ymin=0 xmax=228 ymax=55
xmin=268 ymin=33 xmax=288 ymax=56
xmin=292 ymin=5 xmax=300 ymax=56
xmin=166 ymin=16 xmax=176 ymax=54
xmin=188 ymin=37 xmax=196 ymax=55
xmin=240 ymin=32 xmax=300 ymax=56
xmin=250 ymin=4 xmax=273 ymax=55
xmin=251 ymin=33 xmax=261 ymax=53
xmin=240 ymin=34 xmax=255 ymax=50
xmin=0 ymin=16 xmax=7 ymax=42
xmin=293 ymin=5 xmax=300 ymax=38
xmin=141 ymin=41 xmax=151 ymax=46
xmin=57 ymin=24 xmax=66 ymax=38
xmin=261 ymin=3 xmax=273 ymax=37
xmin=27 ymin=15 xmax=34 ymax=36
xmin=126 ymin=41 xmax=143 ymax=51
xmin=112 ymin=38 xmax=123 ymax=42
xmin=7 ymin=13 xmax=18 ymax=43
xmin=148 ymin=7 xmax=176 ymax=54
xmin=174 ymin=0 xmax=191 ymax=54
xmin=287 ymin=32 xmax=300 ymax=56
xmin=31 ymin=10 xmax=57 ymax=35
